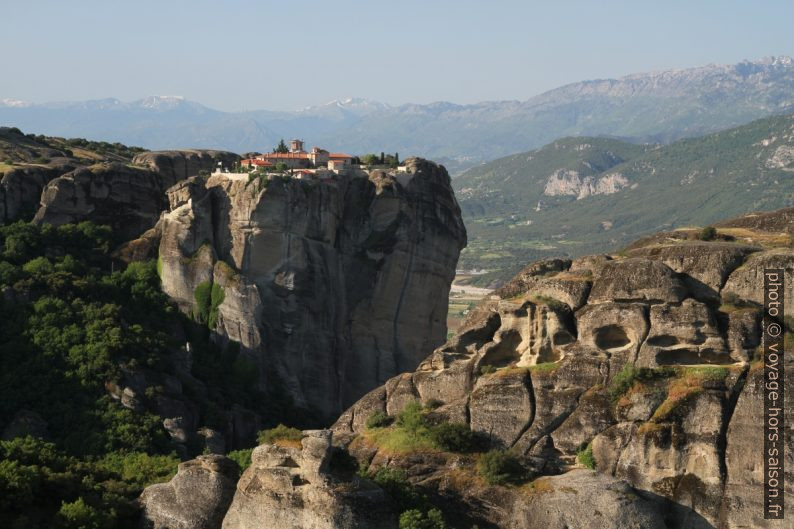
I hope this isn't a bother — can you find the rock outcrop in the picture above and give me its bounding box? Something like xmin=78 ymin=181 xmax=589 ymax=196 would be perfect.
xmin=157 ymin=158 xmax=466 ymax=420
xmin=33 ymin=163 xmax=173 ymax=240
xmin=332 ymin=208 xmax=794 ymax=529
xmin=33 ymin=150 xmax=237 ymax=240
xmin=0 ymin=165 xmax=70 ymax=223
xmin=140 ymin=454 xmax=240 ymax=529
xmin=133 ymin=150 xmax=240 ymax=185
xmin=222 ymin=430 xmax=396 ymax=529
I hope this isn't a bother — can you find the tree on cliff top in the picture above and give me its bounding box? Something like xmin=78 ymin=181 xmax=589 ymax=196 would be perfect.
xmin=274 ymin=139 xmax=288 ymax=153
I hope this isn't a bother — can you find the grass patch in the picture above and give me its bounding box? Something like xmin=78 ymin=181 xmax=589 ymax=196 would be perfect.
xmin=576 ymin=442 xmax=595 ymax=469
xmin=649 ymin=367 xmax=729 ymax=422
xmin=531 ymin=294 xmax=568 ymax=311
xmin=719 ymin=291 xmax=757 ymax=313
xmin=527 ymin=362 xmax=559 ymax=374
xmin=479 ymin=364 xmax=497 ymax=375
xmin=257 ymin=424 xmax=304 ymax=448
xmin=193 ymin=281 xmax=225 ymax=329
xmin=608 ymin=364 xmax=675 ymax=403
xmin=521 ymin=477 xmax=555 ymax=494
xmin=365 ymin=401 xmax=475 ymax=454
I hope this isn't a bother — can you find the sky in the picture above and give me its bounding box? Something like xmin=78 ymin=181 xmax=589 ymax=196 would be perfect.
xmin=2 ymin=0 xmax=793 ymax=112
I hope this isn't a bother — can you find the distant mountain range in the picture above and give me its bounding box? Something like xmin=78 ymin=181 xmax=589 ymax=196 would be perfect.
xmin=455 ymin=112 xmax=794 ymax=285
xmin=3 ymin=57 xmax=794 ymax=171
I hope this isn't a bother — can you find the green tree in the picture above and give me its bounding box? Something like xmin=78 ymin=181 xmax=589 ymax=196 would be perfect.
xmin=477 ymin=450 xmax=525 ymax=485
xmin=274 ymin=139 xmax=289 ymax=153
xmin=698 ymin=226 xmax=717 ymax=241
xmin=56 ymin=498 xmax=106 ymax=529
xmin=395 ymin=401 xmax=427 ymax=440
xmin=361 ymin=153 xmax=379 ymax=166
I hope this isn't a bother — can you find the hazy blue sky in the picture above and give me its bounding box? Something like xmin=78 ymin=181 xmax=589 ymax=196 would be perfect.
xmin=2 ymin=0 xmax=793 ymax=111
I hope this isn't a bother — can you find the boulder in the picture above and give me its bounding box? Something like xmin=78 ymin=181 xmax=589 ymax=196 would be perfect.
xmin=139 ymin=454 xmax=240 ymax=529
xmin=469 ymin=369 xmax=533 ymax=448
xmin=33 ymin=163 xmax=174 ymax=240
xmin=511 ymin=470 xmax=667 ymax=529
xmin=723 ymin=248 xmax=794 ymax=315
xmin=132 ymin=149 xmax=241 ymax=187
xmin=0 ymin=165 xmax=66 ymax=222
xmin=628 ymin=242 xmax=757 ymax=301
xmin=637 ymin=299 xmax=730 ymax=367
xmin=221 ymin=430 xmax=397 ymax=529
xmin=589 ymin=258 xmax=687 ymax=304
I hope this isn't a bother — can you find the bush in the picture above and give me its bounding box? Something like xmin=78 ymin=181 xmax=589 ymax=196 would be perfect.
xmin=55 ymin=498 xmax=105 ymax=529
xmin=577 ymin=442 xmax=596 ymax=470
xmin=429 ymin=423 xmax=475 ymax=452
xmin=424 ymin=399 xmax=443 ymax=410
xmin=257 ymin=424 xmax=303 ymax=446
xmin=395 ymin=401 xmax=427 ymax=437
xmin=399 ymin=508 xmax=448 ymax=529
xmin=227 ymin=448 xmax=253 ymax=471
xmin=477 ymin=450 xmax=524 ymax=485
xmin=97 ymin=451 xmax=179 ymax=489
xmin=366 ymin=411 xmax=393 ymax=429
xmin=366 ymin=467 xmax=424 ymax=511
xmin=479 ymin=364 xmax=496 ymax=375
xmin=698 ymin=226 xmax=717 ymax=241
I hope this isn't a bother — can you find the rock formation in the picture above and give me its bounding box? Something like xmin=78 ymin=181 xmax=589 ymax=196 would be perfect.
xmin=156 ymin=158 xmax=466 ymax=420
xmin=332 ymin=208 xmax=794 ymax=528
xmin=32 ymin=150 xmax=238 ymax=241
xmin=139 ymin=454 xmax=240 ymax=529
xmin=0 ymin=165 xmax=71 ymax=223
xmin=133 ymin=150 xmax=240 ymax=184
xmin=222 ymin=430 xmax=396 ymax=529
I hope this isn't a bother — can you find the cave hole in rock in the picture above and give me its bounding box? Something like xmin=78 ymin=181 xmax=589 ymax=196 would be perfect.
xmin=280 ymin=457 xmax=301 ymax=468
xmin=553 ymin=330 xmax=575 ymax=346
xmin=593 ymin=325 xmax=632 ymax=350
xmin=448 ymin=312 xmax=502 ymax=354
xmin=480 ymin=329 xmax=523 ymax=368
xmin=646 ymin=334 xmax=680 ymax=347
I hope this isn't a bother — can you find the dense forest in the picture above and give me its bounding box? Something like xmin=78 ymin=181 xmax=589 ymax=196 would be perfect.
xmin=0 ymin=221 xmax=306 ymax=528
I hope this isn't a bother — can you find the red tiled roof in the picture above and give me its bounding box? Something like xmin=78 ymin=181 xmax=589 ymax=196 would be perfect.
xmin=329 ymin=153 xmax=353 ymax=159
xmin=242 ymin=158 xmax=273 ymax=166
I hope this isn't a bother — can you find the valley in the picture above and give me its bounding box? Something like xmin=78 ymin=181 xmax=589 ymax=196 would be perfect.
xmin=456 ymin=113 xmax=794 ymax=285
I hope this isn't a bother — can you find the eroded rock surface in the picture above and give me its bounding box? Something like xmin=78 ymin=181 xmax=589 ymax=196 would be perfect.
xmin=140 ymin=455 xmax=240 ymax=529
xmin=222 ymin=430 xmax=397 ymax=529
xmin=157 ymin=158 xmax=466 ymax=419
xmin=332 ymin=207 xmax=794 ymax=529
xmin=133 ymin=149 xmax=240 ymax=185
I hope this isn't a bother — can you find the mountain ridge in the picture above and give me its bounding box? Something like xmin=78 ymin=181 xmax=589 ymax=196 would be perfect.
xmin=4 ymin=56 xmax=794 ymax=170
xmin=455 ymin=112 xmax=794 ymax=285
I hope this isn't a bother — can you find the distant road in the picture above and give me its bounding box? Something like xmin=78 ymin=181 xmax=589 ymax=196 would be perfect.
xmin=450 ymin=284 xmax=493 ymax=296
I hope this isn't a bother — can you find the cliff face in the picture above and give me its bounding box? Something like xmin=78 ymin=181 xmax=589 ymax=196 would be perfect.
xmin=30 ymin=151 xmax=239 ymax=240
xmin=157 ymin=159 xmax=466 ymax=420
xmin=333 ymin=209 xmax=794 ymax=528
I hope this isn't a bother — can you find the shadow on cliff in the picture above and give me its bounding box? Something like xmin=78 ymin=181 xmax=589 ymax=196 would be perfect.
xmin=638 ymin=489 xmax=717 ymax=529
